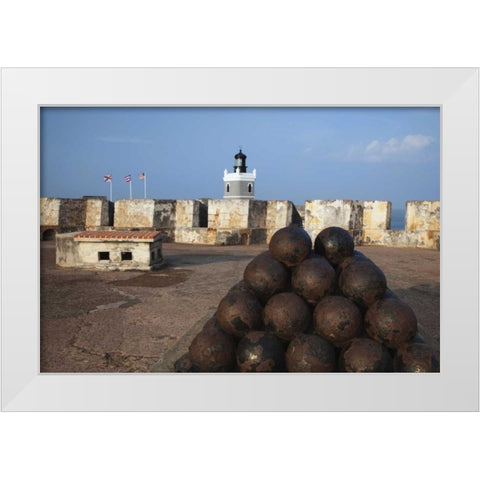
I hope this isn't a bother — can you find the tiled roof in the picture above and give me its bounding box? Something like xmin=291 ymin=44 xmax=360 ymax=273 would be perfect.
xmin=73 ymin=231 xmax=162 ymax=242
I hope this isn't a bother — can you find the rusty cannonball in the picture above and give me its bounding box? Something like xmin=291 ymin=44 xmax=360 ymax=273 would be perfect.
xmin=236 ymin=331 xmax=286 ymax=372
xmin=364 ymin=297 xmax=418 ymax=349
xmin=339 ymin=337 xmax=393 ymax=372
xmin=174 ymin=352 xmax=195 ymax=372
xmin=383 ymin=288 xmax=399 ymax=300
xmin=202 ymin=314 xmax=222 ymax=332
xmin=338 ymin=259 xmax=387 ymax=308
xmin=336 ymin=250 xmax=372 ymax=277
xmin=243 ymin=251 xmax=290 ymax=303
xmin=228 ymin=280 xmax=256 ymax=296
xmin=285 ymin=334 xmax=336 ymax=372
xmin=313 ymin=295 xmax=363 ymax=347
xmin=263 ymin=292 xmax=312 ymax=342
xmin=314 ymin=227 xmax=355 ymax=266
xmin=291 ymin=257 xmax=336 ymax=305
xmin=269 ymin=225 xmax=312 ymax=268
xmin=393 ymin=342 xmax=440 ymax=372
xmin=411 ymin=332 xmax=426 ymax=344
xmin=189 ymin=328 xmax=237 ymax=372
xmin=217 ymin=289 xmax=263 ymax=338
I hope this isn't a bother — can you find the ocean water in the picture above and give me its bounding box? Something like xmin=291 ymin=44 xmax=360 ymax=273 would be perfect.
xmin=391 ymin=208 xmax=405 ymax=230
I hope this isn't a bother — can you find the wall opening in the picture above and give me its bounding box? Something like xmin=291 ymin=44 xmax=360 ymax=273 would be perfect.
xmin=121 ymin=251 xmax=132 ymax=261
xmin=226 ymin=184 xmax=230 ymax=193
xmin=248 ymin=183 xmax=252 ymax=193
xmin=98 ymin=251 xmax=110 ymax=260
xmin=42 ymin=229 xmax=56 ymax=241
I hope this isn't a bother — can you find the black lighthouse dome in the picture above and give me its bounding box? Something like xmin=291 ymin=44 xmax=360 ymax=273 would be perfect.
xmin=233 ymin=148 xmax=247 ymax=173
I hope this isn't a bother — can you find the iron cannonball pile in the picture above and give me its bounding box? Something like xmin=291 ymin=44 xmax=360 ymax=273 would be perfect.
xmin=175 ymin=225 xmax=439 ymax=373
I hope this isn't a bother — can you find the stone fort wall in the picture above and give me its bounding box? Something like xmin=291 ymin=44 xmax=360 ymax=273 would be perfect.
xmin=40 ymin=197 xmax=440 ymax=250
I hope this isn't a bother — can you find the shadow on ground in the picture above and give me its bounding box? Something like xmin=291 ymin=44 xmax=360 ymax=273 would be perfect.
xmin=111 ymin=269 xmax=193 ymax=288
xmin=165 ymin=253 xmax=255 ymax=267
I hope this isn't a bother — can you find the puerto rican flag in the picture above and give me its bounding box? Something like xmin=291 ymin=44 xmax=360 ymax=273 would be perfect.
xmin=139 ymin=172 xmax=145 ymax=180
xmin=124 ymin=174 xmax=131 ymax=183
xmin=104 ymin=174 xmax=112 ymax=182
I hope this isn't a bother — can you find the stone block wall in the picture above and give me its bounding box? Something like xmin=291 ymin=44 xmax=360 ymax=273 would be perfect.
xmin=208 ymin=199 xmax=251 ymax=229
xmin=43 ymin=196 xmax=440 ymax=249
xmin=153 ymin=200 xmax=177 ymax=229
xmin=58 ymin=198 xmax=87 ymax=232
xmin=176 ymin=200 xmax=197 ymax=228
xmin=114 ymin=199 xmax=156 ymax=229
xmin=405 ymin=201 xmax=440 ymax=232
xmin=304 ymin=199 xmax=364 ymax=241
xmin=248 ymin=201 xmax=268 ymax=228
xmin=362 ymin=201 xmax=391 ymax=230
xmin=362 ymin=200 xmax=439 ymax=250
xmin=41 ymin=196 xmax=112 ymax=239
xmin=266 ymin=201 xmax=293 ymax=243
xmin=361 ymin=229 xmax=440 ymax=250
xmin=114 ymin=199 xmax=177 ymax=231
xmin=174 ymin=227 xmax=212 ymax=245
xmin=40 ymin=197 xmax=61 ymax=226
xmin=84 ymin=196 xmax=113 ymax=229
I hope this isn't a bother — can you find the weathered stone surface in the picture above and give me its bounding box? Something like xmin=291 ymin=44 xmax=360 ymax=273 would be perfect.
xmin=114 ymin=199 xmax=177 ymax=230
xmin=362 ymin=201 xmax=391 ymax=230
xmin=405 ymin=201 xmax=440 ymax=232
xmin=208 ymin=199 xmax=250 ymax=229
xmin=58 ymin=198 xmax=87 ymax=232
xmin=176 ymin=200 xmax=200 ymax=228
xmin=56 ymin=233 xmax=81 ymax=266
xmin=175 ymin=227 xmax=211 ymax=244
xmin=248 ymin=200 xmax=268 ymax=228
xmin=304 ymin=199 xmax=363 ymax=240
xmin=43 ymin=196 xmax=440 ymax=250
xmin=362 ymin=229 xmax=440 ymax=250
xmin=114 ymin=199 xmax=155 ymax=228
xmin=56 ymin=232 xmax=162 ymax=271
xmin=85 ymin=196 xmax=112 ymax=229
xmin=153 ymin=200 xmax=176 ymax=229
xmin=215 ymin=228 xmax=267 ymax=246
xmin=40 ymin=197 xmax=61 ymax=226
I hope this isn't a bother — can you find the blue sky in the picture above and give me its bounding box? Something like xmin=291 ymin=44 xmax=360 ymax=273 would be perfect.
xmin=40 ymin=107 xmax=440 ymax=210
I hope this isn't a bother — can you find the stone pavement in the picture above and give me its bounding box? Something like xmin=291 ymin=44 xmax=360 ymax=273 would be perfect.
xmin=40 ymin=241 xmax=439 ymax=373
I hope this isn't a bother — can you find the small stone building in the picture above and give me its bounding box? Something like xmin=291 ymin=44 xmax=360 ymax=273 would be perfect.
xmin=56 ymin=230 xmax=163 ymax=271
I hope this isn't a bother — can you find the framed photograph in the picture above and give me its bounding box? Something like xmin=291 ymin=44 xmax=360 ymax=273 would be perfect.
xmin=1 ymin=68 xmax=478 ymax=411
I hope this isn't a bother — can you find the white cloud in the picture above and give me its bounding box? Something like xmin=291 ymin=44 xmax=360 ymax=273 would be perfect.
xmin=402 ymin=134 xmax=434 ymax=149
xmin=364 ymin=134 xmax=434 ymax=161
xmin=366 ymin=140 xmax=380 ymax=152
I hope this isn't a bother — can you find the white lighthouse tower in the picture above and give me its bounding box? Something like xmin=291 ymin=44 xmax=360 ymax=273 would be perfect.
xmin=223 ymin=149 xmax=256 ymax=199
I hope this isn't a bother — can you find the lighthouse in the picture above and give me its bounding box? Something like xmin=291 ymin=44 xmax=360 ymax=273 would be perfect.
xmin=223 ymin=149 xmax=256 ymax=199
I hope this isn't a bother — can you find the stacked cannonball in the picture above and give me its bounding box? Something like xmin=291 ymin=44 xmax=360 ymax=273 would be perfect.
xmin=175 ymin=225 xmax=439 ymax=373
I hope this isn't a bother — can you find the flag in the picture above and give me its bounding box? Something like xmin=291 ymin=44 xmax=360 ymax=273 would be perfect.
xmin=104 ymin=174 xmax=112 ymax=182
xmin=139 ymin=172 xmax=145 ymax=180
xmin=125 ymin=174 xmax=131 ymax=183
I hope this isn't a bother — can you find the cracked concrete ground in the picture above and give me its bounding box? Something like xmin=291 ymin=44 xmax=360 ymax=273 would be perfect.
xmin=40 ymin=241 xmax=439 ymax=373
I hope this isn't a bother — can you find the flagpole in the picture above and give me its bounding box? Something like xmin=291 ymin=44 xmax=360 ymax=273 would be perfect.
xmin=129 ymin=180 xmax=132 ymax=199
xmin=110 ymin=180 xmax=112 ymax=202
xmin=144 ymin=171 xmax=147 ymax=199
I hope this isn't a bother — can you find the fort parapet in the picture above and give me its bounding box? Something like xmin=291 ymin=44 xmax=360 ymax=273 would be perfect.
xmin=41 ymin=197 xmax=440 ymax=250
xmin=40 ymin=196 xmax=113 ymax=240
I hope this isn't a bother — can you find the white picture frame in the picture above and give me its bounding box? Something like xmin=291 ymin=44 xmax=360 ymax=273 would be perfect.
xmin=1 ymin=68 xmax=478 ymax=411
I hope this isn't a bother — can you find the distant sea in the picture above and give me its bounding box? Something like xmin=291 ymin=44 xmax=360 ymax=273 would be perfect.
xmin=391 ymin=208 xmax=405 ymax=230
